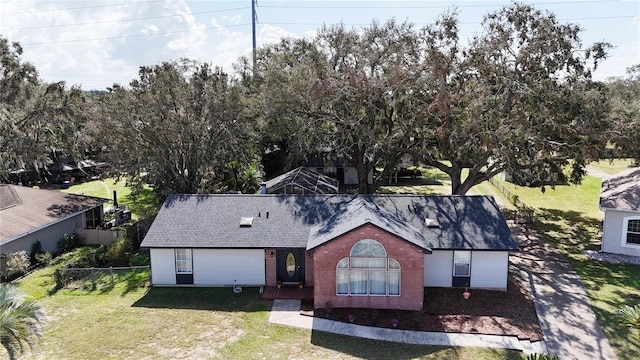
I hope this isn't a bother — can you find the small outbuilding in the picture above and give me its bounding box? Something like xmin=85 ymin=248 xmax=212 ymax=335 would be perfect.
xmin=141 ymin=194 xmax=518 ymax=311
xmin=600 ymin=167 xmax=640 ymax=256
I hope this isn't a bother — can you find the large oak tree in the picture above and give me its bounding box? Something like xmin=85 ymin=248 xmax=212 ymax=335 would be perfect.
xmin=411 ymin=4 xmax=611 ymax=194
xmin=101 ymin=60 xmax=259 ymax=199
xmin=0 ymin=37 xmax=95 ymax=179
xmin=606 ymin=65 xmax=640 ymax=164
xmin=249 ymin=20 xmax=423 ymax=193
xmin=248 ymin=4 xmax=611 ymax=194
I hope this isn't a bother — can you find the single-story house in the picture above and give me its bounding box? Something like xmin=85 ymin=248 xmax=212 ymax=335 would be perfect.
xmin=0 ymin=184 xmax=106 ymax=256
xmin=141 ymin=194 xmax=518 ymax=311
xmin=259 ymin=167 xmax=339 ymax=194
xmin=599 ymin=167 xmax=640 ymax=256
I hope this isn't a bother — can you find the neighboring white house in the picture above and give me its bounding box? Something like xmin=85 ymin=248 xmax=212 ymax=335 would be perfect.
xmin=599 ymin=167 xmax=640 ymax=256
xmin=0 ymin=184 xmax=106 ymax=256
xmin=141 ymin=194 xmax=518 ymax=310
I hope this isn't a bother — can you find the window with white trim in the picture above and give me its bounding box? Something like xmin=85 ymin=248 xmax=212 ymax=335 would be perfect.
xmin=336 ymin=239 xmax=400 ymax=296
xmin=453 ymin=251 xmax=471 ymax=277
xmin=175 ymin=249 xmax=193 ymax=274
xmin=626 ymin=219 xmax=640 ymax=245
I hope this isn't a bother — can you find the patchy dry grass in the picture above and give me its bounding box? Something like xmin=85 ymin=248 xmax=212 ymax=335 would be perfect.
xmin=7 ymin=269 xmax=524 ymax=360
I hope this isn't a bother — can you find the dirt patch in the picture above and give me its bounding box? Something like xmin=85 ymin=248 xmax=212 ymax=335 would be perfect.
xmin=302 ymin=275 xmax=542 ymax=341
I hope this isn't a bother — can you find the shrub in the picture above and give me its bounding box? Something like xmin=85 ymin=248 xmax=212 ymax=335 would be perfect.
xmin=128 ymin=250 xmax=150 ymax=266
xmin=6 ymin=251 xmax=30 ymax=274
xmin=521 ymin=354 xmax=560 ymax=360
xmin=102 ymin=237 xmax=133 ymax=267
xmin=35 ymin=252 xmax=52 ymax=266
xmin=618 ymin=304 xmax=640 ymax=330
xmin=29 ymin=241 xmax=45 ymax=265
xmin=57 ymin=234 xmax=79 ymax=253
xmin=52 ymin=246 xmax=105 ymax=269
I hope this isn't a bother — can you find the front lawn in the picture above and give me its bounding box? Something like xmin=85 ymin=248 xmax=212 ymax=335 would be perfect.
xmin=8 ymin=269 xmax=523 ymax=360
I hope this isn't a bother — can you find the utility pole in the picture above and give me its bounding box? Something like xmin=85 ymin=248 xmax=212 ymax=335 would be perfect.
xmin=252 ymin=0 xmax=257 ymax=69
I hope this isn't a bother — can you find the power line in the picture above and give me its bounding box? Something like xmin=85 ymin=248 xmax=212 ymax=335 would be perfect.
xmin=0 ymin=0 xmax=165 ymax=15
xmin=258 ymin=0 xmax=622 ymax=10
xmin=1 ymin=7 xmax=250 ymax=31
xmin=19 ymin=23 xmax=252 ymax=46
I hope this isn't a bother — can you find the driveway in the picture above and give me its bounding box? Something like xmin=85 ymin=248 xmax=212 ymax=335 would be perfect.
xmin=509 ymin=222 xmax=617 ymax=359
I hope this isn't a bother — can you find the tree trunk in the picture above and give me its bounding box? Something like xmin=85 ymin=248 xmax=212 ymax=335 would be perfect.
xmin=354 ymin=147 xmax=372 ymax=194
xmin=449 ymin=166 xmax=464 ymax=195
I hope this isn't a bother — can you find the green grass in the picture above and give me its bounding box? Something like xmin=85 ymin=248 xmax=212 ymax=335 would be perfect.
xmin=482 ymin=167 xmax=640 ymax=359
xmin=61 ymin=178 xmax=158 ymax=219
xmin=376 ymin=182 xmax=453 ymax=195
xmin=491 ymin=175 xmax=603 ymax=220
xmin=7 ymin=271 xmax=522 ymax=360
xmin=588 ymin=159 xmax=637 ymax=175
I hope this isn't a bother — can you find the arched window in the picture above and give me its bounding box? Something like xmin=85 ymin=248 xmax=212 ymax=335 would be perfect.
xmin=336 ymin=239 xmax=400 ymax=296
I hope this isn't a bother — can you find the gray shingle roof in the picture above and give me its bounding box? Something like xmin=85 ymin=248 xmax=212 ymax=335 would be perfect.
xmin=141 ymin=194 xmax=517 ymax=251
xmin=600 ymin=167 xmax=640 ymax=212
xmin=307 ymin=197 xmax=430 ymax=251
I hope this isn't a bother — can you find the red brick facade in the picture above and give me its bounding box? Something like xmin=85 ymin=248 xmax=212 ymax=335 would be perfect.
xmin=265 ymin=249 xmax=277 ymax=286
xmin=312 ymin=223 xmax=425 ymax=311
xmin=264 ymin=248 xmax=314 ymax=286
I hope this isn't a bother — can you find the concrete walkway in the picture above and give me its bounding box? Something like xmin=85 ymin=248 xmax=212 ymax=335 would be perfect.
xmin=509 ymin=223 xmax=617 ymax=360
xmin=268 ymin=299 xmax=547 ymax=354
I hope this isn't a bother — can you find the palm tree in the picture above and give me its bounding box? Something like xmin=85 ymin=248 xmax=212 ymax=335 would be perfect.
xmin=0 ymin=284 xmax=46 ymax=360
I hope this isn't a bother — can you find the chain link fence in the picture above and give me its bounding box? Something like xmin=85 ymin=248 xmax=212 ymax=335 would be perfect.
xmin=488 ymin=177 xmax=534 ymax=224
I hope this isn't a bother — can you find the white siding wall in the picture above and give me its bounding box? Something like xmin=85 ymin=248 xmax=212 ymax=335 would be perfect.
xmin=424 ymin=250 xmax=452 ymax=287
xmin=150 ymin=249 xmax=176 ymax=285
xmin=470 ymin=251 xmax=509 ymax=290
xmin=602 ymin=210 xmax=640 ymax=256
xmin=343 ymin=167 xmax=374 ymax=185
xmin=193 ymin=249 xmax=265 ymax=286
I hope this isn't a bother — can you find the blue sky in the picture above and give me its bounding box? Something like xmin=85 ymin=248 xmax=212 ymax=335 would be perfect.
xmin=0 ymin=0 xmax=638 ymax=90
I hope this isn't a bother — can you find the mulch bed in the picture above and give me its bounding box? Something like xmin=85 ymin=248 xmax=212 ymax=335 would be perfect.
xmin=300 ymin=275 xmax=543 ymax=341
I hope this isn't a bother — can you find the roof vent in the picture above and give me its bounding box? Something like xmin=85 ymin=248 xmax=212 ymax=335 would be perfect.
xmin=240 ymin=217 xmax=254 ymax=227
xmin=425 ymin=218 xmax=440 ymax=228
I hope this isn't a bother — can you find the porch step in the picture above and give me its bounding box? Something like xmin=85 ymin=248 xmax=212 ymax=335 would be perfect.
xmin=262 ymin=286 xmax=314 ymax=300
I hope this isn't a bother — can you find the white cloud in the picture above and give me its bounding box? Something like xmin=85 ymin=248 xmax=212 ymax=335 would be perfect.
xmin=0 ymin=0 xmax=217 ymax=89
xmin=140 ymin=24 xmax=160 ymax=35
xmin=2 ymin=0 xmax=633 ymax=89
xmin=222 ymin=15 xmax=242 ymax=25
xmin=258 ymin=24 xmax=298 ymax=46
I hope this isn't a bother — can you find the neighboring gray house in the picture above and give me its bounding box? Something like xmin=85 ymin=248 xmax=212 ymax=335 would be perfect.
xmin=600 ymin=167 xmax=640 ymax=256
xmin=260 ymin=167 xmax=339 ymax=194
xmin=0 ymin=184 xmax=106 ymax=256
xmin=141 ymin=194 xmax=518 ymax=310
